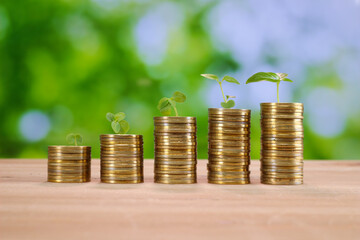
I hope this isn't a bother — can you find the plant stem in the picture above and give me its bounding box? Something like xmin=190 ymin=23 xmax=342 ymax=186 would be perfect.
xmin=75 ymin=137 xmax=77 ymax=146
xmin=276 ymin=82 xmax=280 ymax=103
xmin=219 ymin=82 xmax=227 ymax=103
xmin=169 ymin=98 xmax=178 ymax=116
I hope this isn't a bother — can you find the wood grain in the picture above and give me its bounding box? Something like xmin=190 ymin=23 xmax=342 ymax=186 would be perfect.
xmin=1 ymin=159 xmax=359 ymax=240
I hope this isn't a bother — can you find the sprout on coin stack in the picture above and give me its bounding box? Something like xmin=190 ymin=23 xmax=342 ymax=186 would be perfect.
xmin=246 ymin=72 xmax=304 ymax=185
xmin=47 ymin=133 xmax=91 ymax=183
xmin=100 ymin=112 xmax=144 ymax=184
xmin=154 ymin=91 xmax=197 ymax=184
xmin=201 ymin=74 xmax=251 ymax=184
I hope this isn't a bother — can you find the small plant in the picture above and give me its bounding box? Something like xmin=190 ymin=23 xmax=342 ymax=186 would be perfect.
xmin=157 ymin=91 xmax=186 ymax=116
xmin=66 ymin=133 xmax=83 ymax=146
xmin=106 ymin=112 xmax=130 ymax=134
xmin=246 ymin=72 xmax=293 ymax=103
xmin=201 ymin=74 xmax=240 ymax=108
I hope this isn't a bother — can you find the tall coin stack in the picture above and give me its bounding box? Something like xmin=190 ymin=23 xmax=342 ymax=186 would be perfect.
xmin=154 ymin=117 xmax=197 ymax=184
xmin=48 ymin=146 xmax=91 ymax=183
xmin=260 ymin=103 xmax=304 ymax=185
xmin=208 ymin=108 xmax=251 ymax=184
xmin=100 ymin=134 xmax=144 ymax=184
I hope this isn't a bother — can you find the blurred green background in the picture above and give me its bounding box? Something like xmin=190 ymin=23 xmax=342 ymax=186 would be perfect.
xmin=1 ymin=0 xmax=359 ymax=159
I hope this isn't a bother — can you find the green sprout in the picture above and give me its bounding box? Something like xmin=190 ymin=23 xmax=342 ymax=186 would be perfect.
xmin=246 ymin=72 xmax=293 ymax=103
xmin=66 ymin=133 xmax=83 ymax=146
xmin=106 ymin=112 xmax=130 ymax=134
xmin=157 ymin=91 xmax=186 ymax=116
xmin=201 ymin=74 xmax=240 ymax=108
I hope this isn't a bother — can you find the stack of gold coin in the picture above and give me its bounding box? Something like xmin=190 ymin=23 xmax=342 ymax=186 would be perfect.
xmin=154 ymin=117 xmax=197 ymax=184
xmin=48 ymin=146 xmax=91 ymax=183
xmin=207 ymin=108 xmax=251 ymax=184
xmin=100 ymin=134 xmax=143 ymax=184
xmin=260 ymin=103 xmax=304 ymax=185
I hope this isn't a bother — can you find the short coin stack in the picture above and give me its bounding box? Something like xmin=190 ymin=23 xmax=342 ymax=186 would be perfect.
xmin=48 ymin=146 xmax=91 ymax=183
xmin=208 ymin=108 xmax=251 ymax=184
xmin=260 ymin=103 xmax=304 ymax=185
xmin=100 ymin=134 xmax=143 ymax=184
xmin=154 ymin=117 xmax=197 ymax=184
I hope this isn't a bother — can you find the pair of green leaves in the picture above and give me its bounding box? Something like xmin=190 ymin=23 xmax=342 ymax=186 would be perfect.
xmin=66 ymin=133 xmax=83 ymax=146
xmin=246 ymin=72 xmax=293 ymax=103
xmin=157 ymin=91 xmax=186 ymax=116
xmin=106 ymin=112 xmax=130 ymax=134
xmin=201 ymin=74 xmax=240 ymax=109
xmin=246 ymin=72 xmax=293 ymax=84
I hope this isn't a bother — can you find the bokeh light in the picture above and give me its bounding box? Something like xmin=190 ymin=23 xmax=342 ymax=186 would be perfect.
xmin=19 ymin=111 xmax=50 ymax=142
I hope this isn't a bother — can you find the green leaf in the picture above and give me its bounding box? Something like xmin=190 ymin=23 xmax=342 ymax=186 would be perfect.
xmin=226 ymin=95 xmax=236 ymax=100
xmin=246 ymin=72 xmax=280 ymax=84
xmin=157 ymin=97 xmax=170 ymax=110
xmin=168 ymin=99 xmax=176 ymax=108
xmin=158 ymin=98 xmax=172 ymax=115
xmin=75 ymin=134 xmax=83 ymax=145
xmin=111 ymin=121 xmax=120 ymax=133
xmin=106 ymin=112 xmax=114 ymax=122
xmin=201 ymin=74 xmax=219 ymax=81
xmin=282 ymin=78 xmax=293 ymax=82
xmin=223 ymin=76 xmax=240 ymax=85
xmin=114 ymin=112 xmax=126 ymax=121
xmin=66 ymin=133 xmax=75 ymax=144
xmin=160 ymin=107 xmax=172 ymax=116
xmin=221 ymin=100 xmax=235 ymax=108
xmin=172 ymin=91 xmax=186 ymax=103
xmin=276 ymin=73 xmax=288 ymax=79
xmin=119 ymin=120 xmax=130 ymax=134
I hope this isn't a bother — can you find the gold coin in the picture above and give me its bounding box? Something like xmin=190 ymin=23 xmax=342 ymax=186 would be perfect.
xmin=261 ymin=178 xmax=303 ymax=185
xmin=155 ymin=170 xmax=195 ymax=174
xmin=209 ymin=108 xmax=251 ymax=115
xmin=155 ymin=164 xmax=195 ymax=170
xmin=48 ymin=163 xmax=89 ymax=168
xmin=208 ymin=179 xmax=250 ymax=185
xmin=101 ymin=158 xmax=142 ymax=163
xmin=48 ymin=179 xmax=90 ymax=183
xmin=154 ymin=116 xmax=196 ymax=123
xmin=101 ymin=174 xmax=142 ymax=179
xmin=101 ymin=162 xmax=142 ymax=166
xmin=154 ymin=179 xmax=196 ymax=184
xmin=209 ymin=145 xmax=251 ymax=150
xmin=101 ymin=179 xmax=143 ymax=184
xmin=100 ymin=134 xmax=142 ymax=139
xmin=154 ymin=153 xmax=196 ymax=159
xmin=207 ymin=166 xmax=249 ymax=172
xmin=154 ymin=160 xmax=196 ymax=166
xmin=48 ymin=156 xmax=91 ymax=161
xmin=155 ymin=173 xmax=196 ymax=177
xmin=48 ymin=146 xmax=91 ymax=151
xmin=207 ymin=134 xmax=250 ymax=140
xmin=261 ymin=169 xmax=302 ymax=174
xmin=208 ymin=176 xmax=249 ymax=181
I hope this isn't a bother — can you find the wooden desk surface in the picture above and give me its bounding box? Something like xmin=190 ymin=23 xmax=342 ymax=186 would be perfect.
xmin=0 ymin=159 xmax=359 ymax=240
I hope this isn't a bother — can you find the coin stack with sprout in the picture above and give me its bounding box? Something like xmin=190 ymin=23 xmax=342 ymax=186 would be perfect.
xmin=100 ymin=134 xmax=143 ymax=184
xmin=260 ymin=103 xmax=304 ymax=185
xmin=207 ymin=108 xmax=251 ymax=184
xmin=154 ymin=117 xmax=197 ymax=184
xmin=48 ymin=146 xmax=91 ymax=183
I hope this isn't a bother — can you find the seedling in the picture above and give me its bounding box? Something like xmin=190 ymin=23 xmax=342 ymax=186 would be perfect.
xmin=201 ymin=74 xmax=240 ymax=108
xmin=106 ymin=112 xmax=130 ymax=134
xmin=245 ymin=72 xmax=293 ymax=103
xmin=157 ymin=91 xmax=186 ymax=116
xmin=66 ymin=133 xmax=83 ymax=146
